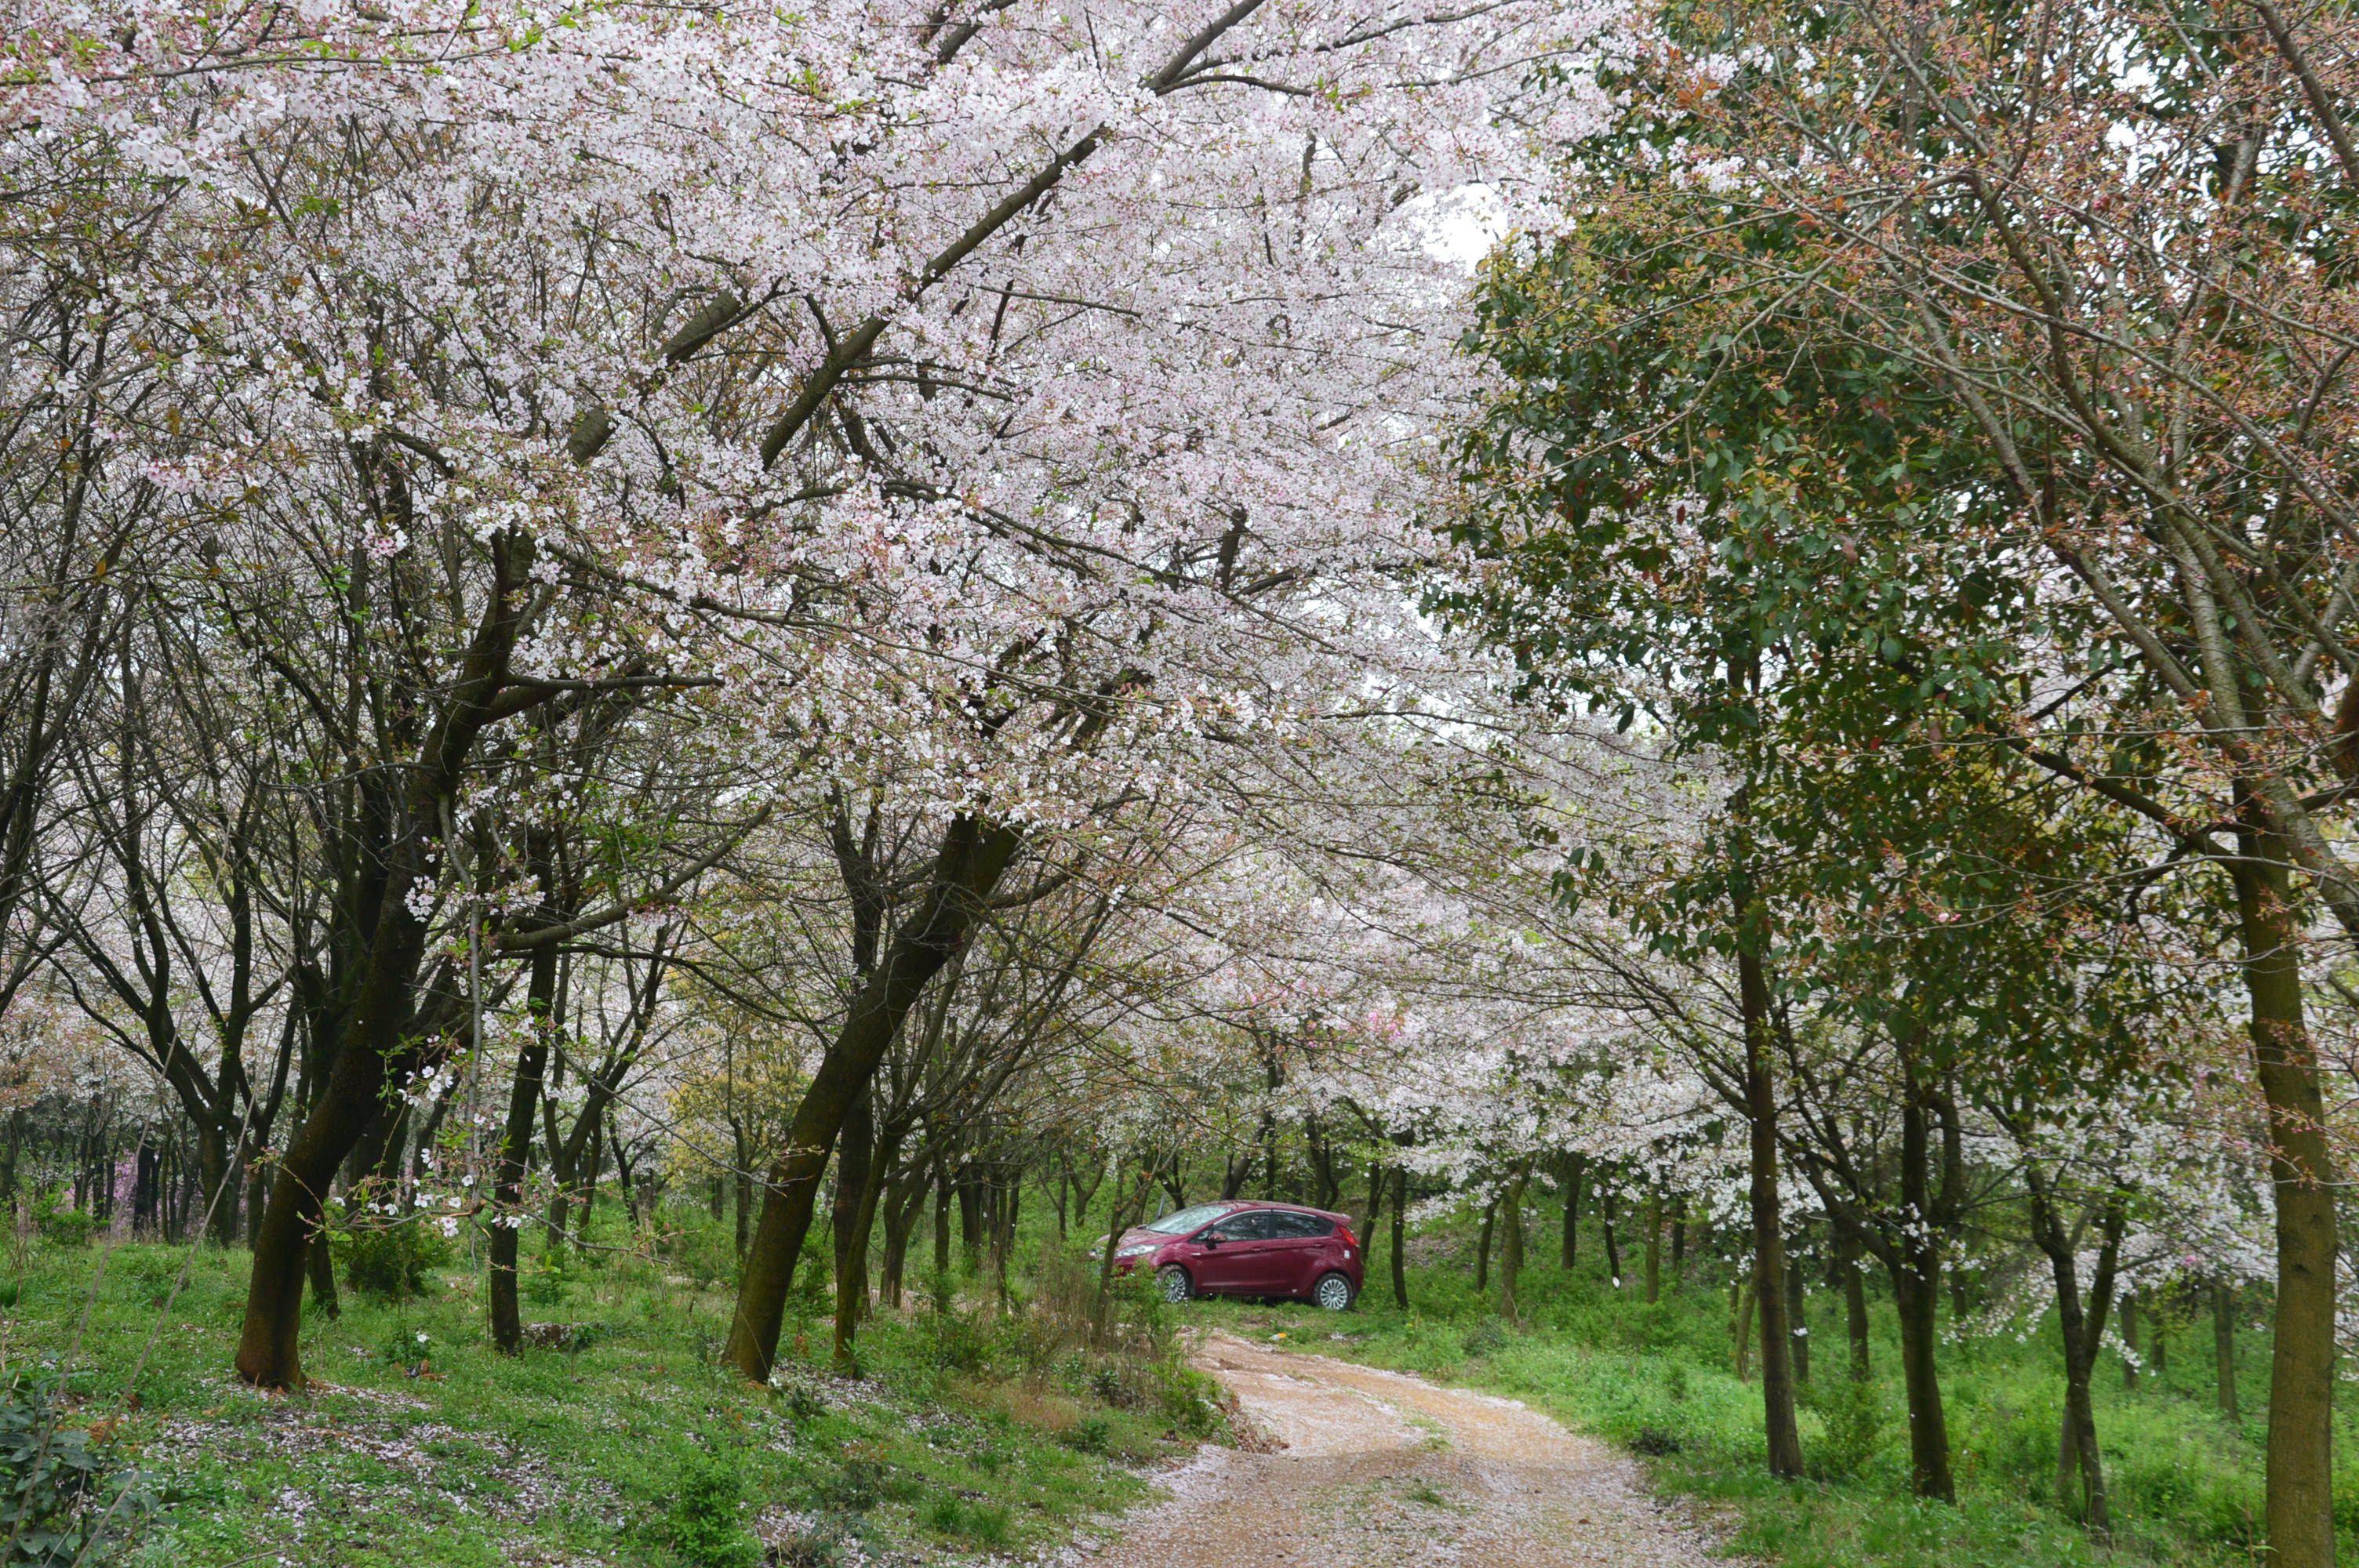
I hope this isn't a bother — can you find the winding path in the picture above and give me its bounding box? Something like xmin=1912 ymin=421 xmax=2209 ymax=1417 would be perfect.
xmin=1070 ymin=1333 xmax=1747 ymax=1568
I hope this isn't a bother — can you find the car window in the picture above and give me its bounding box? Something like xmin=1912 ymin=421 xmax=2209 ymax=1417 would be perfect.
xmin=1269 ymin=1212 xmax=1332 ymax=1239
xmin=1209 ymin=1211 xmax=1274 ymax=1240
xmin=1143 ymin=1203 xmax=1236 ymax=1236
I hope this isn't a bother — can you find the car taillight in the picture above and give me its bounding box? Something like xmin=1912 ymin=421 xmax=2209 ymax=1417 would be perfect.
xmin=1338 ymin=1225 xmax=1358 ymax=1250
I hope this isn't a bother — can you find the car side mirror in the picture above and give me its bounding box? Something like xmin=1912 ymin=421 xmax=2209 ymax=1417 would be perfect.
xmin=1200 ymin=1233 xmax=1221 ymax=1247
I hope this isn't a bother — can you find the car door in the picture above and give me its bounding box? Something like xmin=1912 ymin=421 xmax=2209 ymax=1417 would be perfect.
xmin=1193 ymin=1210 xmax=1279 ymax=1294
xmin=1263 ymin=1212 xmax=1336 ymax=1297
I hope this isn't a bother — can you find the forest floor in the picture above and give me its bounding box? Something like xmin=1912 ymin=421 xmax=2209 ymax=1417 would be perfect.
xmin=1074 ymin=1331 xmax=1740 ymax=1568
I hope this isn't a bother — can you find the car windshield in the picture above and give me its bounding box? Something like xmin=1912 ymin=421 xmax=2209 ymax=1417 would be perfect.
xmin=1142 ymin=1203 xmax=1236 ymax=1236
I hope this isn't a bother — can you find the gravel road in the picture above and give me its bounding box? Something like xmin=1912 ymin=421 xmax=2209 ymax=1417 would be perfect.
xmin=1068 ymin=1333 xmax=1746 ymax=1568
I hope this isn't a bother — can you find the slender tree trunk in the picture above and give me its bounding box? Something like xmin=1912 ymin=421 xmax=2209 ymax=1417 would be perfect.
xmin=304 ymin=1227 xmax=339 ymax=1319
xmin=489 ymin=940 xmax=558 ymax=1355
xmin=1560 ymin=1152 xmax=1586 ymax=1269
xmin=1601 ymin=1188 xmax=1623 ymax=1286
xmin=2230 ymin=816 xmax=2339 ymax=1568
xmin=2213 ymin=1281 xmax=2240 ymax=1424
xmin=958 ymin=1169 xmax=982 ymax=1268
xmin=1739 ymin=935 xmax=1804 ymax=1479
xmin=2121 ymin=1291 xmax=2140 ymax=1392
xmin=832 ymin=1122 xmax=901 ymax=1366
xmin=724 ymin=815 xmax=1023 ymax=1381
xmin=1644 ymin=1192 xmax=1663 ymax=1304
xmin=2025 ymin=1170 xmax=2121 ymax=1537
xmin=1891 ymin=1259 xmax=1951 ymax=1501
xmin=731 ymin=1120 xmax=751 ymax=1261
xmin=0 ymin=1109 xmax=22 ymax=1207
xmin=831 ymin=1084 xmax=876 ymax=1322
xmin=1388 ymin=1167 xmax=1408 ymax=1309
xmin=880 ymin=1163 xmax=930 ymax=1310
xmin=609 ymin=1114 xmax=639 ymax=1230
xmin=1787 ymin=1256 xmax=1809 ymax=1385
xmin=1497 ymin=1165 xmax=1528 ymax=1324
xmin=1837 ymin=1224 xmax=1871 ymax=1379
xmin=194 ymin=1123 xmax=237 ymax=1247
xmin=1091 ymin=1166 xmax=1154 ymax=1346
xmin=1474 ymin=1196 xmax=1496 ymax=1294
xmin=932 ymin=1167 xmax=952 ymax=1278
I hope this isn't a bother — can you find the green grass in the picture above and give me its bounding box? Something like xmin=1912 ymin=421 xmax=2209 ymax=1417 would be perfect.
xmin=1183 ymin=1247 xmax=2357 ymax=1568
xmin=4 ymin=1214 xmax=1216 ymax=1567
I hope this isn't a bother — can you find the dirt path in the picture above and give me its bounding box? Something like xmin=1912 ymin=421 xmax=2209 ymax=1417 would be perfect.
xmin=1068 ymin=1334 xmax=1746 ymax=1568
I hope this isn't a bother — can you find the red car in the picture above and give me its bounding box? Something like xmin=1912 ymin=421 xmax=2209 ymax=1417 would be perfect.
xmin=1110 ymin=1200 xmax=1363 ymax=1310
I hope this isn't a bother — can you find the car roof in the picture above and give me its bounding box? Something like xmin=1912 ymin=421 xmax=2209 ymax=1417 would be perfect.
xmin=1228 ymin=1200 xmax=1353 ymax=1222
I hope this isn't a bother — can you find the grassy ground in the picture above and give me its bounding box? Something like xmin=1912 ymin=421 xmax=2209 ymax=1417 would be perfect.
xmin=19 ymin=1195 xmax=2353 ymax=1568
xmin=1178 ymin=1239 xmax=2358 ymax=1568
xmin=5 ymin=1213 xmax=1223 ymax=1568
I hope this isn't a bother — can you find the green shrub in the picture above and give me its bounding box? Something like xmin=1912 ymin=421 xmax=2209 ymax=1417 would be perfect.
xmin=0 ymin=1372 xmax=157 ymax=1566
xmin=336 ymin=1215 xmax=448 ymax=1301
xmin=1805 ymin=1374 xmax=1885 ymax=1481
xmin=377 ymin=1327 xmax=432 ymax=1376
xmin=29 ymin=1196 xmax=96 ymax=1250
xmin=811 ymin=1454 xmax=888 ymax=1514
xmin=523 ymin=1256 xmax=571 ymax=1306
xmin=665 ymin=1446 xmax=761 ymax=1568
xmin=1459 ymin=1317 xmax=1507 ymax=1358
xmin=1150 ymin=1356 xmax=1223 ymax=1438
xmin=924 ymin=1301 xmax=991 ymax=1374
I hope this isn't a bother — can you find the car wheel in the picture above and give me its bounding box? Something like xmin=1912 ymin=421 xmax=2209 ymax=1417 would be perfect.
xmin=1314 ymin=1272 xmax=1356 ymax=1312
xmin=1158 ymin=1265 xmax=1194 ymax=1303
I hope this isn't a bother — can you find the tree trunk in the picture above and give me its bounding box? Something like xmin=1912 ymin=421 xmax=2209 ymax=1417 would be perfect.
xmin=723 ymin=815 xmax=1023 ymax=1381
xmin=957 ymin=1169 xmax=982 ymax=1269
xmin=236 ymin=892 xmax=434 ymax=1388
xmin=193 ymin=1122 xmax=236 ymax=1246
xmin=1738 ymin=935 xmax=1804 ymax=1479
xmin=2121 ymin=1291 xmax=2140 ymax=1392
xmin=1388 ymin=1167 xmax=1408 ymax=1309
xmin=489 ymin=940 xmax=558 ymax=1356
xmin=1787 ymin=1256 xmax=1809 ymax=1385
xmin=933 ymin=1167 xmax=952 ymax=1279
xmin=2213 ymin=1281 xmax=2240 ymax=1424
xmin=1892 ymin=1259 xmax=1951 ymax=1501
xmin=1643 ymin=1192 xmax=1663 ymax=1304
xmin=1560 ymin=1152 xmax=1586 ymax=1269
xmin=1474 ymin=1197 xmax=1496 ymax=1294
xmin=1091 ymin=1166 xmax=1155 ymax=1345
xmin=1497 ymin=1165 xmax=1528 ymax=1324
xmin=879 ymin=1160 xmax=931 ymax=1310
xmin=1837 ymin=1224 xmax=1870 ymax=1379
xmin=832 ymin=1120 xmax=901 ymax=1367
xmin=1357 ymin=1160 xmax=1385 ymax=1243
xmin=0 ymin=1108 xmax=21 ymax=1206
xmin=831 ymin=1084 xmax=876 ymax=1324
xmin=1892 ymin=1073 xmax=1955 ymax=1503
xmin=2230 ymin=816 xmax=2338 ymax=1568
xmin=304 ymin=1227 xmax=339 ymax=1319
xmin=1601 ymin=1189 xmax=1623 ymax=1286
xmin=2025 ymin=1168 xmax=2121 ymax=1537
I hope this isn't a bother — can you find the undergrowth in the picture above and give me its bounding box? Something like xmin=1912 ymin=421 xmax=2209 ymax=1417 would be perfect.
xmin=1201 ymin=1247 xmax=2356 ymax=1568
xmin=5 ymin=1211 xmax=1215 ymax=1566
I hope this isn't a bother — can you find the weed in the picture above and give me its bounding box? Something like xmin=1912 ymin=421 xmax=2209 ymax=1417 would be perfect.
xmin=666 ymin=1446 xmax=761 ymax=1568
xmin=1805 ymin=1376 xmax=1884 ymax=1482
xmin=0 ymin=1371 xmax=158 ymax=1567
